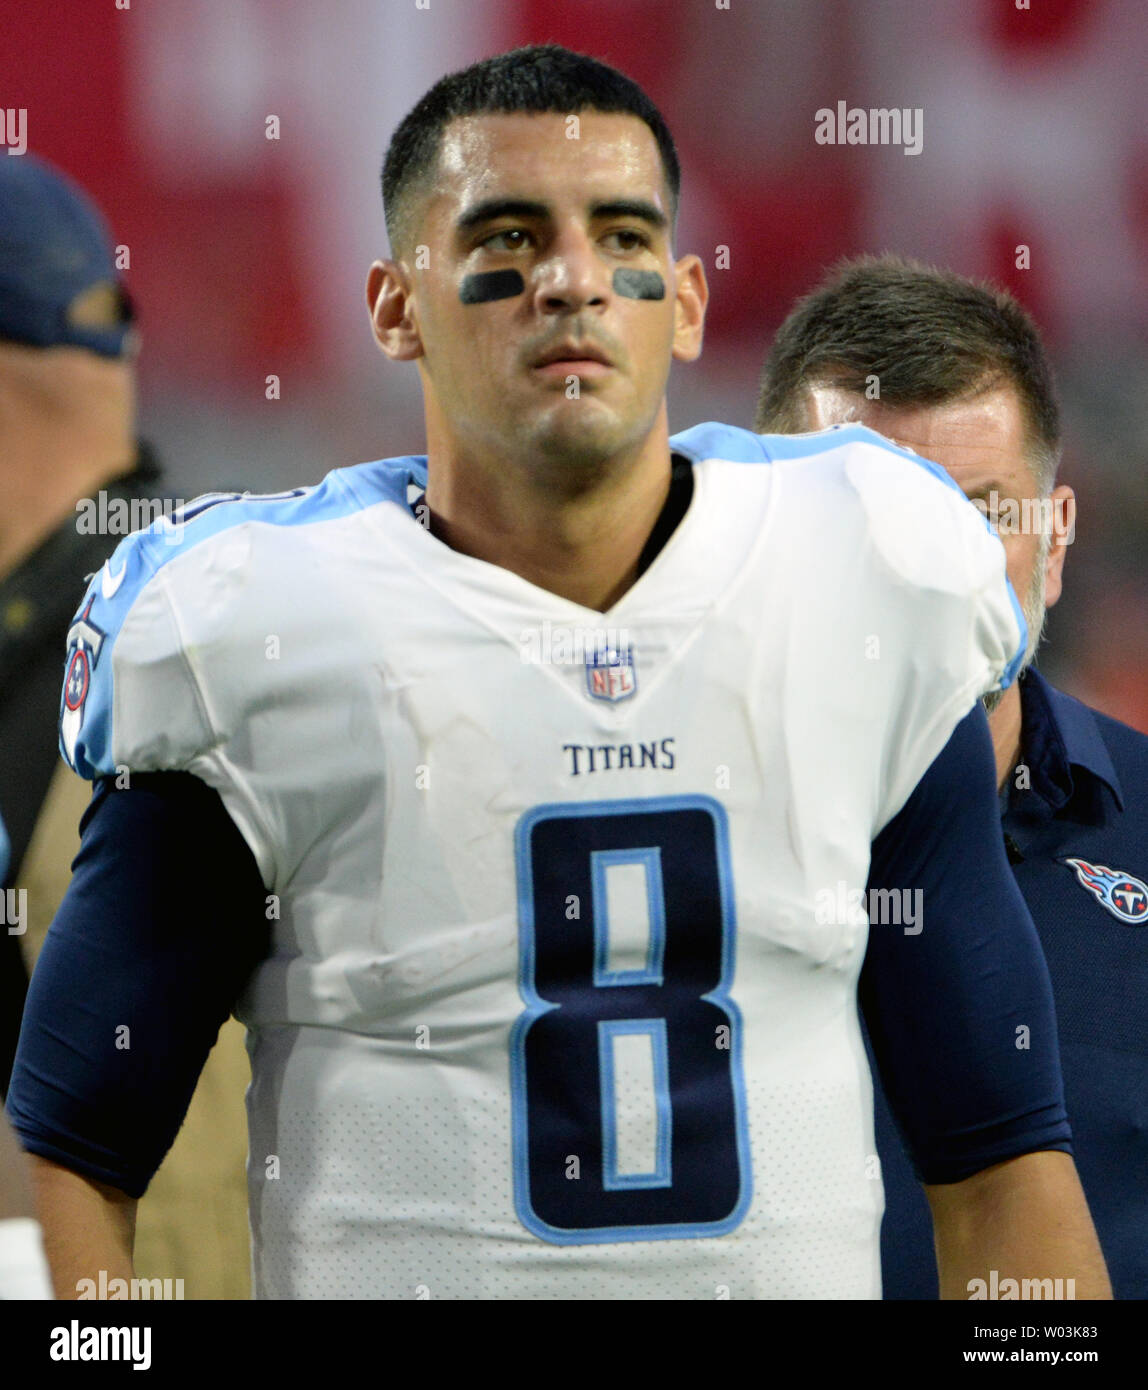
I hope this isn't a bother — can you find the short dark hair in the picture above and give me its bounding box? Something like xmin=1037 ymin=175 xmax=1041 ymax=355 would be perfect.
xmin=382 ymin=43 xmax=681 ymax=256
xmin=754 ymin=255 xmax=1062 ymax=491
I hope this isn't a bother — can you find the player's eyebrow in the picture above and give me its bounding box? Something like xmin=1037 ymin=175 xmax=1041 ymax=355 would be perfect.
xmin=456 ymin=196 xmax=669 ymax=236
xmin=589 ymin=199 xmax=668 ymax=231
xmin=456 ymin=198 xmax=550 ymax=234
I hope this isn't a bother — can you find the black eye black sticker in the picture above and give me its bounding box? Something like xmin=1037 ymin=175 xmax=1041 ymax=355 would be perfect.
xmin=459 ymin=270 xmax=526 ymax=304
xmin=613 ymin=269 xmax=665 ymax=300
xmin=460 ymin=268 xmax=666 ymax=302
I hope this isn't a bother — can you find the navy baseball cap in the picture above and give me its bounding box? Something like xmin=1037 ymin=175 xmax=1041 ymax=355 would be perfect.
xmin=0 ymin=154 xmax=134 ymax=357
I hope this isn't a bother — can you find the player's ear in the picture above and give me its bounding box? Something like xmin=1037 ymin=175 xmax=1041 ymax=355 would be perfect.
xmin=671 ymin=253 xmax=707 ymax=363
xmin=1043 ymin=483 xmax=1075 ymax=608
xmin=367 ymin=260 xmax=423 ymax=362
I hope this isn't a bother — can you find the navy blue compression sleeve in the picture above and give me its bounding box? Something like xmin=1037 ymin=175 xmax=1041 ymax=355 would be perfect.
xmin=5 ymin=773 xmax=268 ymax=1198
xmin=861 ymin=703 xmax=1072 ymax=1185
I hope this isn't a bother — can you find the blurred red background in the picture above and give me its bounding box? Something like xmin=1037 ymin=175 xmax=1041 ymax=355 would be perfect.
xmin=3 ymin=0 xmax=1146 ymax=725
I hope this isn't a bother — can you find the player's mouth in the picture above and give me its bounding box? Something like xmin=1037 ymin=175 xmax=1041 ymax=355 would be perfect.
xmin=531 ymin=340 xmax=615 ymax=379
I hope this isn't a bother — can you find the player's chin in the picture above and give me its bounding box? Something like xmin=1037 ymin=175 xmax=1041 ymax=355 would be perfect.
xmin=529 ymin=402 xmax=631 ymax=462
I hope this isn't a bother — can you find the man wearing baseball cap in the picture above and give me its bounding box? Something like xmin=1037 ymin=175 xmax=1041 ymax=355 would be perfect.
xmin=0 ymin=153 xmax=152 ymax=1097
xmin=0 ymin=156 xmax=251 ymax=1299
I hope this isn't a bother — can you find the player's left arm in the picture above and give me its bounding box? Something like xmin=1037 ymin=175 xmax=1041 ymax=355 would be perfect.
xmin=861 ymin=702 xmax=1110 ymax=1300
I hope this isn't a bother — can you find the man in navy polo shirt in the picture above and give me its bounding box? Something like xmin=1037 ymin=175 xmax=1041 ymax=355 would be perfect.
xmin=731 ymin=253 xmax=1148 ymax=1299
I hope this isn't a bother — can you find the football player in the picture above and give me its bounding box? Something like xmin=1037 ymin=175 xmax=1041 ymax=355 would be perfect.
xmin=8 ymin=47 xmax=1109 ymax=1299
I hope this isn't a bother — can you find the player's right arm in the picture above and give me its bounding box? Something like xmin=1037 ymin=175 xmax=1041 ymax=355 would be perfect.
xmin=27 ymin=1159 xmax=136 ymax=1297
xmin=7 ymin=495 xmax=291 ymax=1293
xmin=6 ymin=772 xmax=268 ymax=1297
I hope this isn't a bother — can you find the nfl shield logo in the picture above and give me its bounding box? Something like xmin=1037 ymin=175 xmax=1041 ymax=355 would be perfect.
xmin=585 ymin=644 xmax=637 ymax=703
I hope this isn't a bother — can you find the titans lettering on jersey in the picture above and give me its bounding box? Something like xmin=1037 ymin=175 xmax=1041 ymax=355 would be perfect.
xmin=564 ymin=737 xmax=675 ymax=775
xmin=58 ymin=423 xmax=1024 ymax=1298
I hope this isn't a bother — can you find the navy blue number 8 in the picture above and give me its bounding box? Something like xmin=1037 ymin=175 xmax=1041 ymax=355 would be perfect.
xmin=511 ymin=795 xmax=751 ymax=1243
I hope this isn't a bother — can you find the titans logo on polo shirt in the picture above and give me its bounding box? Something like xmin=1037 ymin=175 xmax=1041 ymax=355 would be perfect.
xmin=1063 ymin=857 xmax=1148 ymax=924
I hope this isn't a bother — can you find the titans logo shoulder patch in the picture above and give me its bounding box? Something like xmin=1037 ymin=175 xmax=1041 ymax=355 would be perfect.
xmin=60 ymin=596 xmax=107 ymax=769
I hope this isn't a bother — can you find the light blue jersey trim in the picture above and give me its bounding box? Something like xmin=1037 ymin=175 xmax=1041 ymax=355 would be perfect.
xmin=673 ymin=418 xmax=960 ymax=476
xmin=598 ymin=1018 xmax=673 ymax=1191
xmin=670 ymin=420 xmax=771 ymax=463
xmin=590 ymin=847 xmax=666 ymax=988
xmin=669 ymin=420 xmax=1027 ymax=690
xmin=998 ymin=589 xmax=1028 ymax=690
xmin=59 ymin=457 xmax=423 ymax=780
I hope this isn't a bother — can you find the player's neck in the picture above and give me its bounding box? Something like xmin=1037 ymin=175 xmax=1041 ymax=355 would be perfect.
xmin=422 ymin=427 xmax=678 ymax=613
xmin=987 ymin=682 xmax=1024 ymax=792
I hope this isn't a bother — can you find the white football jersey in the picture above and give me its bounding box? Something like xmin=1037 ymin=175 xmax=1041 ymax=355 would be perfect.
xmin=60 ymin=422 xmax=1024 ymax=1299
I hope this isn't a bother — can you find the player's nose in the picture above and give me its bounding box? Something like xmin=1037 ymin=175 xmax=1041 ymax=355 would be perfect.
xmin=532 ymin=226 xmax=610 ymax=314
